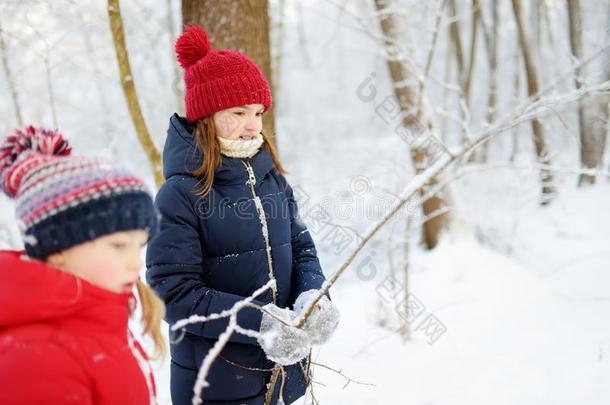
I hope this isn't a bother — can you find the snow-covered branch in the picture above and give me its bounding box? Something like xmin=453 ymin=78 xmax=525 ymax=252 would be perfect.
xmin=170 ymin=280 xmax=275 ymax=405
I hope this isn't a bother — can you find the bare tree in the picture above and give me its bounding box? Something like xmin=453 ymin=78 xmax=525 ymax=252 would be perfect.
xmin=530 ymin=0 xmax=543 ymax=65
xmin=373 ymin=0 xmax=451 ymax=249
xmin=464 ymin=0 xmax=479 ymax=106
xmin=447 ymin=0 xmax=467 ymax=145
xmin=107 ymin=0 xmax=164 ymax=188
xmin=511 ymin=0 xmax=556 ymax=203
xmin=568 ymin=0 xmax=609 ymax=185
xmin=182 ymin=0 xmax=278 ymax=150
xmin=399 ymin=213 xmax=412 ymax=340
xmin=448 ymin=0 xmax=477 ymax=98
xmin=448 ymin=0 xmax=465 ymax=86
xmin=603 ymin=4 xmax=610 ymax=177
xmin=478 ymin=0 xmax=499 ymax=163
xmin=511 ymin=51 xmax=522 ymax=162
xmin=447 ymin=0 xmax=480 ymax=160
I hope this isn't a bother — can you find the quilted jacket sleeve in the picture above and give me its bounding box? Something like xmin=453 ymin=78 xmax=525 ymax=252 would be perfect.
xmin=276 ymin=173 xmax=328 ymax=305
xmin=145 ymin=179 xmax=266 ymax=345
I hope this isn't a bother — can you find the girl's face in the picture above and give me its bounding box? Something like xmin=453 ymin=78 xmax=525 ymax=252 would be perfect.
xmin=46 ymin=230 xmax=149 ymax=294
xmin=213 ymin=103 xmax=264 ymax=140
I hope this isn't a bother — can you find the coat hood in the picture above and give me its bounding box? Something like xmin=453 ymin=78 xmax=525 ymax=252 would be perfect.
xmin=163 ymin=114 xmax=275 ymax=185
xmin=0 ymin=250 xmax=132 ymax=333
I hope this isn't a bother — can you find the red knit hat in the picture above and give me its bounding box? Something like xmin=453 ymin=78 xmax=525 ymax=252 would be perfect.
xmin=175 ymin=26 xmax=273 ymax=122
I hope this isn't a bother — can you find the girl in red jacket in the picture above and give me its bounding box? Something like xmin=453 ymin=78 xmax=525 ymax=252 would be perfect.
xmin=0 ymin=126 xmax=164 ymax=405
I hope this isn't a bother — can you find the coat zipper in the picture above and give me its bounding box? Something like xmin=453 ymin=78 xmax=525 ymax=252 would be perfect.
xmin=127 ymin=329 xmax=157 ymax=405
xmin=241 ymin=159 xmax=277 ymax=304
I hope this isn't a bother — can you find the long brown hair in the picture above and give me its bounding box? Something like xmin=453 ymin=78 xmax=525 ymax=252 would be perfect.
xmin=135 ymin=280 xmax=166 ymax=360
xmin=190 ymin=116 xmax=287 ymax=197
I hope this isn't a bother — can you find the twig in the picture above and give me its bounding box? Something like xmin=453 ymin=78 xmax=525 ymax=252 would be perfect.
xmin=310 ymin=361 xmax=376 ymax=390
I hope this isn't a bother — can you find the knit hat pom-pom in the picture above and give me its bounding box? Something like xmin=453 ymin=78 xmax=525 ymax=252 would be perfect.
xmin=175 ymin=25 xmax=211 ymax=69
xmin=0 ymin=126 xmax=72 ymax=198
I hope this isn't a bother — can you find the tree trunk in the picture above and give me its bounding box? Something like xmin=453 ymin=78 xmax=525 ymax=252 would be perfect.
xmin=448 ymin=0 xmax=465 ymax=82
xmin=602 ymin=5 xmax=610 ymax=178
xmin=511 ymin=0 xmax=556 ymax=203
xmin=479 ymin=0 xmax=499 ymax=163
xmin=511 ymin=51 xmax=522 ymax=162
xmin=464 ymin=0 xmax=479 ymax=105
xmin=568 ymin=0 xmax=608 ymax=185
xmin=447 ymin=0 xmax=468 ymax=147
xmin=107 ymin=0 xmax=164 ymax=188
xmin=182 ymin=0 xmax=278 ymax=150
xmin=374 ymin=0 xmax=451 ymax=249
xmin=448 ymin=0 xmax=479 ymax=160
xmin=400 ymin=213 xmax=412 ymax=341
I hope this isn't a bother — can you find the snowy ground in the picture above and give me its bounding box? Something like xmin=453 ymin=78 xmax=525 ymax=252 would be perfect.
xmin=308 ymin=185 xmax=610 ymax=405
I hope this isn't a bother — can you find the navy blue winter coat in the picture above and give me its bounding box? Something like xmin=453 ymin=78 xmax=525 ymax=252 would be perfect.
xmin=146 ymin=114 xmax=327 ymax=405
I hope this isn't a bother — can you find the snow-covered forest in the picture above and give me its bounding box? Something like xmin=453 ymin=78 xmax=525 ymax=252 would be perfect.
xmin=1 ymin=0 xmax=609 ymax=403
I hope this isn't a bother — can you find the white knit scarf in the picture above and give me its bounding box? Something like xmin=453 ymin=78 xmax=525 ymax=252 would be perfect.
xmin=217 ymin=133 xmax=264 ymax=158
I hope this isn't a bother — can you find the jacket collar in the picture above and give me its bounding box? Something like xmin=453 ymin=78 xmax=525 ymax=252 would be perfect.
xmin=0 ymin=250 xmax=133 ymax=336
xmin=163 ymin=114 xmax=275 ymax=186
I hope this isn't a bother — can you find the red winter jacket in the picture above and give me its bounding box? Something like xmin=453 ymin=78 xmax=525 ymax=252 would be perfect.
xmin=0 ymin=250 xmax=156 ymax=405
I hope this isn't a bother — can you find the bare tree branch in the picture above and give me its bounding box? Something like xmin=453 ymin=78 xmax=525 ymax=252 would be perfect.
xmin=310 ymin=361 xmax=376 ymax=389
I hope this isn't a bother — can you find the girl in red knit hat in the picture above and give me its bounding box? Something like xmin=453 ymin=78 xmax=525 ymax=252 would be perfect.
xmin=146 ymin=26 xmax=340 ymax=404
xmin=0 ymin=126 xmax=165 ymax=405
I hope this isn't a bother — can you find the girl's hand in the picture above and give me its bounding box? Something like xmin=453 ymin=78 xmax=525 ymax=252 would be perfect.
xmin=293 ymin=290 xmax=340 ymax=345
xmin=257 ymin=304 xmax=311 ymax=365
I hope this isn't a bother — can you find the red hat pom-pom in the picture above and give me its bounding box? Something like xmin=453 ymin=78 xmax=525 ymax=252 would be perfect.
xmin=175 ymin=25 xmax=211 ymax=69
xmin=0 ymin=126 xmax=71 ymax=197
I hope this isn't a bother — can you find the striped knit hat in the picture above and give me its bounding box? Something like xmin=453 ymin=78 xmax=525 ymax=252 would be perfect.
xmin=0 ymin=126 xmax=158 ymax=260
xmin=175 ymin=25 xmax=273 ymax=122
